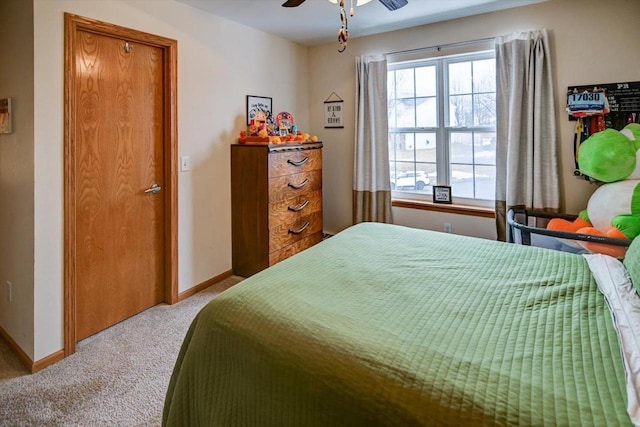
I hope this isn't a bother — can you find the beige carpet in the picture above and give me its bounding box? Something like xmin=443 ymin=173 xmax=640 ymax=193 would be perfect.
xmin=0 ymin=276 xmax=243 ymax=426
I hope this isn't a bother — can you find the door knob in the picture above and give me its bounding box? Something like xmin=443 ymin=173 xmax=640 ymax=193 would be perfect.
xmin=144 ymin=183 xmax=162 ymax=194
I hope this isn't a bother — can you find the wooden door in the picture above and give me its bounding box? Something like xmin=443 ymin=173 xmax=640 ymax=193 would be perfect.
xmin=75 ymin=29 xmax=164 ymax=340
xmin=65 ymin=14 xmax=178 ymax=348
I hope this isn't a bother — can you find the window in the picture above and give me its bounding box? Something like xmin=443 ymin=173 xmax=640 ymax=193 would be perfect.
xmin=387 ymin=52 xmax=496 ymax=206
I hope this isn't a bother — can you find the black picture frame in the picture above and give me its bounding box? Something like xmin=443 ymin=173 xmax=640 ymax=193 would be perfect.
xmin=246 ymin=95 xmax=273 ymax=126
xmin=433 ymin=185 xmax=452 ymax=204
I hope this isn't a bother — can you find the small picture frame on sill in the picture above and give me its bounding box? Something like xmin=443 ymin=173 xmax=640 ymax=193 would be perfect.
xmin=433 ymin=185 xmax=452 ymax=204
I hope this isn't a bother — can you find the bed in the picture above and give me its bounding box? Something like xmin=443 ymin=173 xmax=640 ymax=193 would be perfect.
xmin=163 ymin=222 xmax=640 ymax=426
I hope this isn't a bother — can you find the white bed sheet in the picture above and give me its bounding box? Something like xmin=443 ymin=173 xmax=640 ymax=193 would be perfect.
xmin=584 ymin=254 xmax=640 ymax=427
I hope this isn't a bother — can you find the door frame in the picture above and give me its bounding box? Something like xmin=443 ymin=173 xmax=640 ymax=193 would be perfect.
xmin=63 ymin=13 xmax=178 ymax=356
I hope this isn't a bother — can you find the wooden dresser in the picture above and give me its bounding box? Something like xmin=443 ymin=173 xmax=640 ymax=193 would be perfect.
xmin=231 ymin=142 xmax=323 ymax=277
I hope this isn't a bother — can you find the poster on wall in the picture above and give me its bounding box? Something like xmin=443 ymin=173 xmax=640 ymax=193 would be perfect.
xmin=0 ymin=98 xmax=12 ymax=134
xmin=324 ymin=92 xmax=344 ymax=128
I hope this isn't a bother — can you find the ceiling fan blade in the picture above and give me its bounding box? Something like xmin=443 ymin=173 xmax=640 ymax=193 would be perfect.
xmin=378 ymin=0 xmax=408 ymax=11
xmin=282 ymin=0 xmax=306 ymax=7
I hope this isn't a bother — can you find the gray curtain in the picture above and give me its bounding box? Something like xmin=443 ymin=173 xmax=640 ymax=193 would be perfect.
xmin=495 ymin=29 xmax=560 ymax=241
xmin=353 ymin=55 xmax=393 ymax=224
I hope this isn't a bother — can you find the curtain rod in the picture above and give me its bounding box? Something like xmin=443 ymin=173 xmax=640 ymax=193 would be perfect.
xmin=385 ymin=36 xmax=495 ymax=56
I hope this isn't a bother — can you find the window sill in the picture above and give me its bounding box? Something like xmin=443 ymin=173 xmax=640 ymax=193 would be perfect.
xmin=392 ymin=198 xmax=496 ymax=219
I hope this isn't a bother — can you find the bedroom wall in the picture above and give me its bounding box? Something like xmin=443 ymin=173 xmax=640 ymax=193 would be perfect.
xmin=31 ymin=0 xmax=309 ymax=361
xmin=0 ymin=0 xmax=36 ymax=358
xmin=309 ymin=0 xmax=640 ymax=239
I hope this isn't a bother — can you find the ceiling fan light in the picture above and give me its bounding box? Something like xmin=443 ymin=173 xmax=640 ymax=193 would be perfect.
xmin=327 ymin=0 xmax=338 ymax=3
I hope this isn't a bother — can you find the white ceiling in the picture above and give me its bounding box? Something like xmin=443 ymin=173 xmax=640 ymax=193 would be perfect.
xmin=175 ymin=0 xmax=547 ymax=46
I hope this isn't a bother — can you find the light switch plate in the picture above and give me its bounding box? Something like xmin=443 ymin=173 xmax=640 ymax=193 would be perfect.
xmin=180 ymin=156 xmax=191 ymax=172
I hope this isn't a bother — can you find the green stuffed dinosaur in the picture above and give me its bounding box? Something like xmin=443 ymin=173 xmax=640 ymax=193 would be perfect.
xmin=547 ymin=123 xmax=640 ymax=257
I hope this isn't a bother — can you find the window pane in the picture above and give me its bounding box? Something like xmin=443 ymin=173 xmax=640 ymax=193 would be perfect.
xmin=449 ymin=62 xmax=472 ymax=95
xmin=474 ymin=132 xmax=496 ymax=165
xmin=425 ymin=166 xmax=438 ymax=189
xmin=396 ymin=99 xmax=416 ymax=127
xmin=392 ymin=161 xmax=416 ymax=190
xmin=388 ymin=70 xmax=396 ymax=99
xmin=415 ymin=66 xmax=436 ymax=97
xmin=475 ymin=165 xmax=496 ymax=200
xmin=395 ymin=161 xmax=415 ymax=174
xmin=474 ymin=93 xmax=496 ymax=126
xmin=415 ymin=132 xmax=436 ymax=162
xmin=450 ymin=132 xmax=473 ymax=164
xmin=389 ymin=162 xmax=397 ymax=189
xmin=450 ymin=164 xmax=475 ymax=198
xmin=394 ymin=167 xmax=432 ymax=192
xmin=388 ymin=133 xmax=399 ymax=161
xmin=395 ymin=69 xmax=414 ymax=98
xmin=395 ymin=133 xmax=415 ymax=162
xmin=387 ymin=99 xmax=397 ymax=128
xmin=473 ymin=59 xmax=495 ymax=93
xmin=449 ymin=95 xmax=472 ymax=127
xmin=415 ymin=163 xmax=434 ymax=193
xmin=416 ymin=97 xmax=437 ymax=127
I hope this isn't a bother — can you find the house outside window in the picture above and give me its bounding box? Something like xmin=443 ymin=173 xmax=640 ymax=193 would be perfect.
xmin=387 ymin=51 xmax=496 ymax=207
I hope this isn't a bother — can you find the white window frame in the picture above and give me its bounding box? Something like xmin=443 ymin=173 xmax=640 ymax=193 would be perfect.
xmin=388 ymin=50 xmax=496 ymax=208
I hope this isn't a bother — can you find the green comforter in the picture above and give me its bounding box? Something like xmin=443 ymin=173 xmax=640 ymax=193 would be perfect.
xmin=163 ymin=223 xmax=631 ymax=426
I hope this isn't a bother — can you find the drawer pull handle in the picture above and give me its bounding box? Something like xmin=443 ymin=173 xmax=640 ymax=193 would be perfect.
xmin=289 ymin=221 xmax=310 ymax=235
xmin=287 ymin=157 xmax=309 ymax=167
xmin=288 ymin=200 xmax=309 ymax=212
xmin=288 ymin=178 xmax=309 ymax=189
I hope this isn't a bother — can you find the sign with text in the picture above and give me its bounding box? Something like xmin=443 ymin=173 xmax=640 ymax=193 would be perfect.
xmin=567 ymin=81 xmax=640 ymax=121
xmin=566 ymin=90 xmax=608 ymax=117
xmin=324 ymin=100 xmax=344 ymax=128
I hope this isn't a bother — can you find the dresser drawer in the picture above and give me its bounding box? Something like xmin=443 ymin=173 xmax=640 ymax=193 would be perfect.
xmin=269 ymin=190 xmax=322 ymax=229
xmin=269 ymin=170 xmax=322 ymax=202
xmin=269 ymin=149 xmax=322 ymax=178
xmin=269 ymin=232 xmax=323 ymax=266
xmin=269 ymin=210 xmax=323 ymax=252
